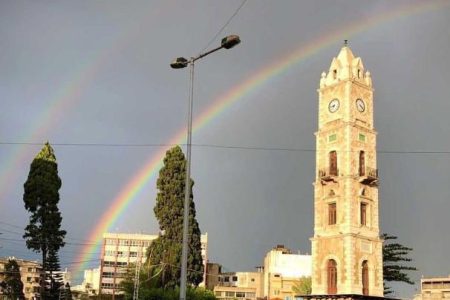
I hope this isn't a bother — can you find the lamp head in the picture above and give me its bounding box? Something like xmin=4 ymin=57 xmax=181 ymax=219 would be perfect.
xmin=170 ymin=57 xmax=189 ymax=69
xmin=221 ymin=35 xmax=240 ymax=49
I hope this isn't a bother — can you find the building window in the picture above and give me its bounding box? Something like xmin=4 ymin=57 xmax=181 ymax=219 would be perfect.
xmin=359 ymin=133 xmax=366 ymax=142
xmin=328 ymin=134 xmax=337 ymax=142
xmin=329 ymin=151 xmax=338 ymax=176
xmin=327 ymin=259 xmax=337 ymax=294
xmin=328 ymin=203 xmax=337 ymax=225
xmin=236 ymin=292 xmax=245 ymax=298
xmin=214 ymin=291 xmax=222 ymax=296
xmin=232 ymin=276 xmax=238 ymax=281
xmin=224 ymin=276 xmax=229 ymax=282
xmin=361 ymin=203 xmax=367 ymax=226
xmin=362 ymin=261 xmax=369 ymax=295
xmin=225 ymin=291 xmax=235 ymax=297
xmin=333 ymin=69 xmax=337 ymax=79
xmin=359 ymin=151 xmax=365 ymax=176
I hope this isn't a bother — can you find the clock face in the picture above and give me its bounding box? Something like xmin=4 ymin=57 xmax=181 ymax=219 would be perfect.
xmin=329 ymin=99 xmax=340 ymax=113
xmin=356 ymin=98 xmax=365 ymax=112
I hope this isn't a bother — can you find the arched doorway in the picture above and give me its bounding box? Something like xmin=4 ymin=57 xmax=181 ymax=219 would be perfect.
xmin=327 ymin=259 xmax=337 ymax=294
xmin=362 ymin=261 xmax=369 ymax=295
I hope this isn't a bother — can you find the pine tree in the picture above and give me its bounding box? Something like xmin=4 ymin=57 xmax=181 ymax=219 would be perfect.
xmin=23 ymin=142 xmax=66 ymax=299
xmin=0 ymin=259 xmax=25 ymax=300
xmin=147 ymin=146 xmax=203 ymax=288
xmin=64 ymin=282 xmax=73 ymax=300
xmin=382 ymin=233 xmax=417 ymax=294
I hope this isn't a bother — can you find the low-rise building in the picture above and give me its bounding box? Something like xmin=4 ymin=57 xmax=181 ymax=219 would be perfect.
xmin=214 ymin=270 xmax=264 ymax=300
xmin=210 ymin=245 xmax=311 ymax=300
xmin=72 ymin=267 xmax=100 ymax=296
xmin=264 ymin=245 xmax=311 ymax=300
xmin=414 ymin=276 xmax=450 ymax=300
xmin=0 ymin=257 xmax=42 ymax=300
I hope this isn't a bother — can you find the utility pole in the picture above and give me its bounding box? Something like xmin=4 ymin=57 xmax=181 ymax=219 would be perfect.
xmin=133 ymin=245 xmax=142 ymax=300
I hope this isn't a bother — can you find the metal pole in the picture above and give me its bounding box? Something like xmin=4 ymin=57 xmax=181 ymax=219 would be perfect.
xmin=179 ymin=60 xmax=194 ymax=300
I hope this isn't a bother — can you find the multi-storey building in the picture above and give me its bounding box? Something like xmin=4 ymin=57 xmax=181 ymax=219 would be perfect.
xmin=211 ymin=245 xmax=311 ymax=300
xmin=214 ymin=271 xmax=264 ymax=300
xmin=72 ymin=267 xmax=100 ymax=295
xmin=263 ymin=245 xmax=311 ymax=300
xmin=0 ymin=257 xmax=42 ymax=300
xmin=99 ymin=232 xmax=208 ymax=296
xmin=309 ymin=43 xmax=384 ymax=298
xmin=414 ymin=276 xmax=450 ymax=300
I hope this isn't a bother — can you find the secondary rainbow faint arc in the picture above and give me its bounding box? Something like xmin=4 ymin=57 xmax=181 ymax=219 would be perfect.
xmin=75 ymin=0 xmax=449 ymax=276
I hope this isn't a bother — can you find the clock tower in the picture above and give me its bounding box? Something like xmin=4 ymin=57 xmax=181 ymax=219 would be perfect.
xmin=310 ymin=44 xmax=384 ymax=297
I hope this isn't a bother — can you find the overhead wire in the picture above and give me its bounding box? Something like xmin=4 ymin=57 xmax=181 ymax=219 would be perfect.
xmin=1 ymin=141 xmax=450 ymax=154
xmin=198 ymin=0 xmax=248 ymax=54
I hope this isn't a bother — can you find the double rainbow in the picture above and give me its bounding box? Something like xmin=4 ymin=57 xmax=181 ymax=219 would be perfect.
xmin=38 ymin=1 xmax=448 ymax=278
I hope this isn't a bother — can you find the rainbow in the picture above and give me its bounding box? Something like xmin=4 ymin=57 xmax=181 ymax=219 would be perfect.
xmin=69 ymin=0 xmax=448 ymax=277
xmin=0 ymin=2 xmax=169 ymax=205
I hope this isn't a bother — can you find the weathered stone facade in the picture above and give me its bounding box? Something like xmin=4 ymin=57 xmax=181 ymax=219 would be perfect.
xmin=311 ymin=45 xmax=384 ymax=297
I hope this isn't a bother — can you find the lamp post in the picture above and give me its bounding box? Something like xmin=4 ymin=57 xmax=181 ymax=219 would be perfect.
xmin=170 ymin=34 xmax=240 ymax=300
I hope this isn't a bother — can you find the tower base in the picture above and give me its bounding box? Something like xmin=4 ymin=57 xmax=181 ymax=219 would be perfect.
xmin=299 ymin=294 xmax=399 ymax=300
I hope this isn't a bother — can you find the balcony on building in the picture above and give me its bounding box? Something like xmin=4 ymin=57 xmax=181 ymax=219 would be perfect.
xmin=359 ymin=166 xmax=378 ymax=185
xmin=318 ymin=168 xmax=339 ymax=182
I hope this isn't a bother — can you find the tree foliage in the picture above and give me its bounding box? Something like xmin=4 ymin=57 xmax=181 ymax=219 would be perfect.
xmin=382 ymin=233 xmax=417 ymax=294
xmin=146 ymin=146 xmax=204 ymax=288
xmin=0 ymin=259 xmax=25 ymax=300
xmin=292 ymin=276 xmax=312 ymax=295
xmin=23 ymin=142 xmax=66 ymax=299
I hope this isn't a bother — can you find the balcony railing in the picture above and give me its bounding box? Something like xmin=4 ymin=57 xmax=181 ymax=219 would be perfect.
xmin=359 ymin=167 xmax=378 ymax=185
xmin=318 ymin=168 xmax=339 ymax=181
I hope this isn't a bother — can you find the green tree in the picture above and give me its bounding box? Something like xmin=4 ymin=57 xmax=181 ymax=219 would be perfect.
xmin=23 ymin=142 xmax=66 ymax=299
xmin=0 ymin=259 xmax=25 ymax=299
xmin=147 ymin=146 xmax=203 ymax=288
xmin=382 ymin=233 xmax=417 ymax=295
xmin=63 ymin=282 xmax=73 ymax=300
xmin=292 ymin=276 xmax=312 ymax=295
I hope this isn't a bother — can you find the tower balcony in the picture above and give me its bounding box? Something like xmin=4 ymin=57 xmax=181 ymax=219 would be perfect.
xmin=359 ymin=167 xmax=378 ymax=186
xmin=318 ymin=168 xmax=339 ymax=182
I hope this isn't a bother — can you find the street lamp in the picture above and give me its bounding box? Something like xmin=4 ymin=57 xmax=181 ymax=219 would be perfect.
xmin=170 ymin=34 xmax=240 ymax=300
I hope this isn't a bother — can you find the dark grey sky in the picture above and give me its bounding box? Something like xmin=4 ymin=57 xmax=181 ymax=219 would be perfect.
xmin=0 ymin=1 xmax=449 ymax=298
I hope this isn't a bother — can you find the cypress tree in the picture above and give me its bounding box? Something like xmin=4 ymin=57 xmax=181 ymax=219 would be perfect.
xmin=382 ymin=233 xmax=417 ymax=294
xmin=147 ymin=146 xmax=203 ymax=288
xmin=23 ymin=142 xmax=66 ymax=299
xmin=0 ymin=259 xmax=25 ymax=300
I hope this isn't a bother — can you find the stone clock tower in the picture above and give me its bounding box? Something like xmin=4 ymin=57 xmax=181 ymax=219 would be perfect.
xmin=310 ymin=44 xmax=384 ymax=297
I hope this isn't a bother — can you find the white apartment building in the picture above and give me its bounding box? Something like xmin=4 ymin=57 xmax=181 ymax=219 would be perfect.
xmin=264 ymin=245 xmax=311 ymax=300
xmin=211 ymin=245 xmax=311 ymax=300
xmin=99 ymin=232 xmax=208 ymax=296
xmin=72 ymin=267 xmax=100 ymax=295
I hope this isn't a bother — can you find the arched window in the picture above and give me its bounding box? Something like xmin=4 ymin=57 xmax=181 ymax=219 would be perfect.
xmin=333 ymin=69 xmax=337 ymax=79
xmin=359 ymin=151 xmax=365 ymax=176
xmin=362 ymin=261 xmax=369 ymax=295
xmin=327 ymin=259 xmax=337 ymax=294
xmin=329 ymin=151 xmax=338 ymax=176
